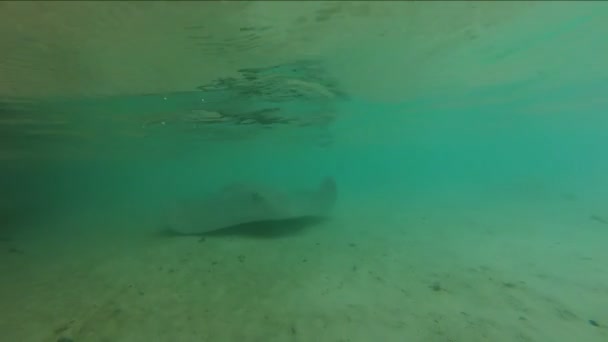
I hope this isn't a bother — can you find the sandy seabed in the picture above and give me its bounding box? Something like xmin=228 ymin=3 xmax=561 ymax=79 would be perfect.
xmin=1 ymin=194 xmax=607 ymax=342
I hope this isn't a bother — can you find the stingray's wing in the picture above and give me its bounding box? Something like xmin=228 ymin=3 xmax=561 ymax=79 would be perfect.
xmin=166 ymin=177 xmax=337 ymax=234
xmin=167 ymin=183 xmax=285 ymax=234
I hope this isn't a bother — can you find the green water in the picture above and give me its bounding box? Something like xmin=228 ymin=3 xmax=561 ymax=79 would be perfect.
xmin=1 ymin=2 xmax=608 ymax=342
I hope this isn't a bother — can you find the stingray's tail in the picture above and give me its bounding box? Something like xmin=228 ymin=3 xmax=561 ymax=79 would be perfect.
xmin=318 ymin=177 xmax=338 ymax=212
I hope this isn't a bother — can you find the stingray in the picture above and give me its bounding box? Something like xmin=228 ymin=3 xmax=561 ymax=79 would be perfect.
xmin=162 ymin=177 xmax=337 ymax=237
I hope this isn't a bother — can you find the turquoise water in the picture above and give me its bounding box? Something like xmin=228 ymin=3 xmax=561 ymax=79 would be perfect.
xmin=2 ymin=2 xmax=608 ymax=342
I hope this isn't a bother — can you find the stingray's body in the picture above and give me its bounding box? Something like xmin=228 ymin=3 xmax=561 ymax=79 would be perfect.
xmin=165 ymin=177 xmax=337 ymax=236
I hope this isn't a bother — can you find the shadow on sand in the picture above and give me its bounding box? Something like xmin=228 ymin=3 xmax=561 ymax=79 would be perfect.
xmin=157 ymin=216 xmax=329 ymax=239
